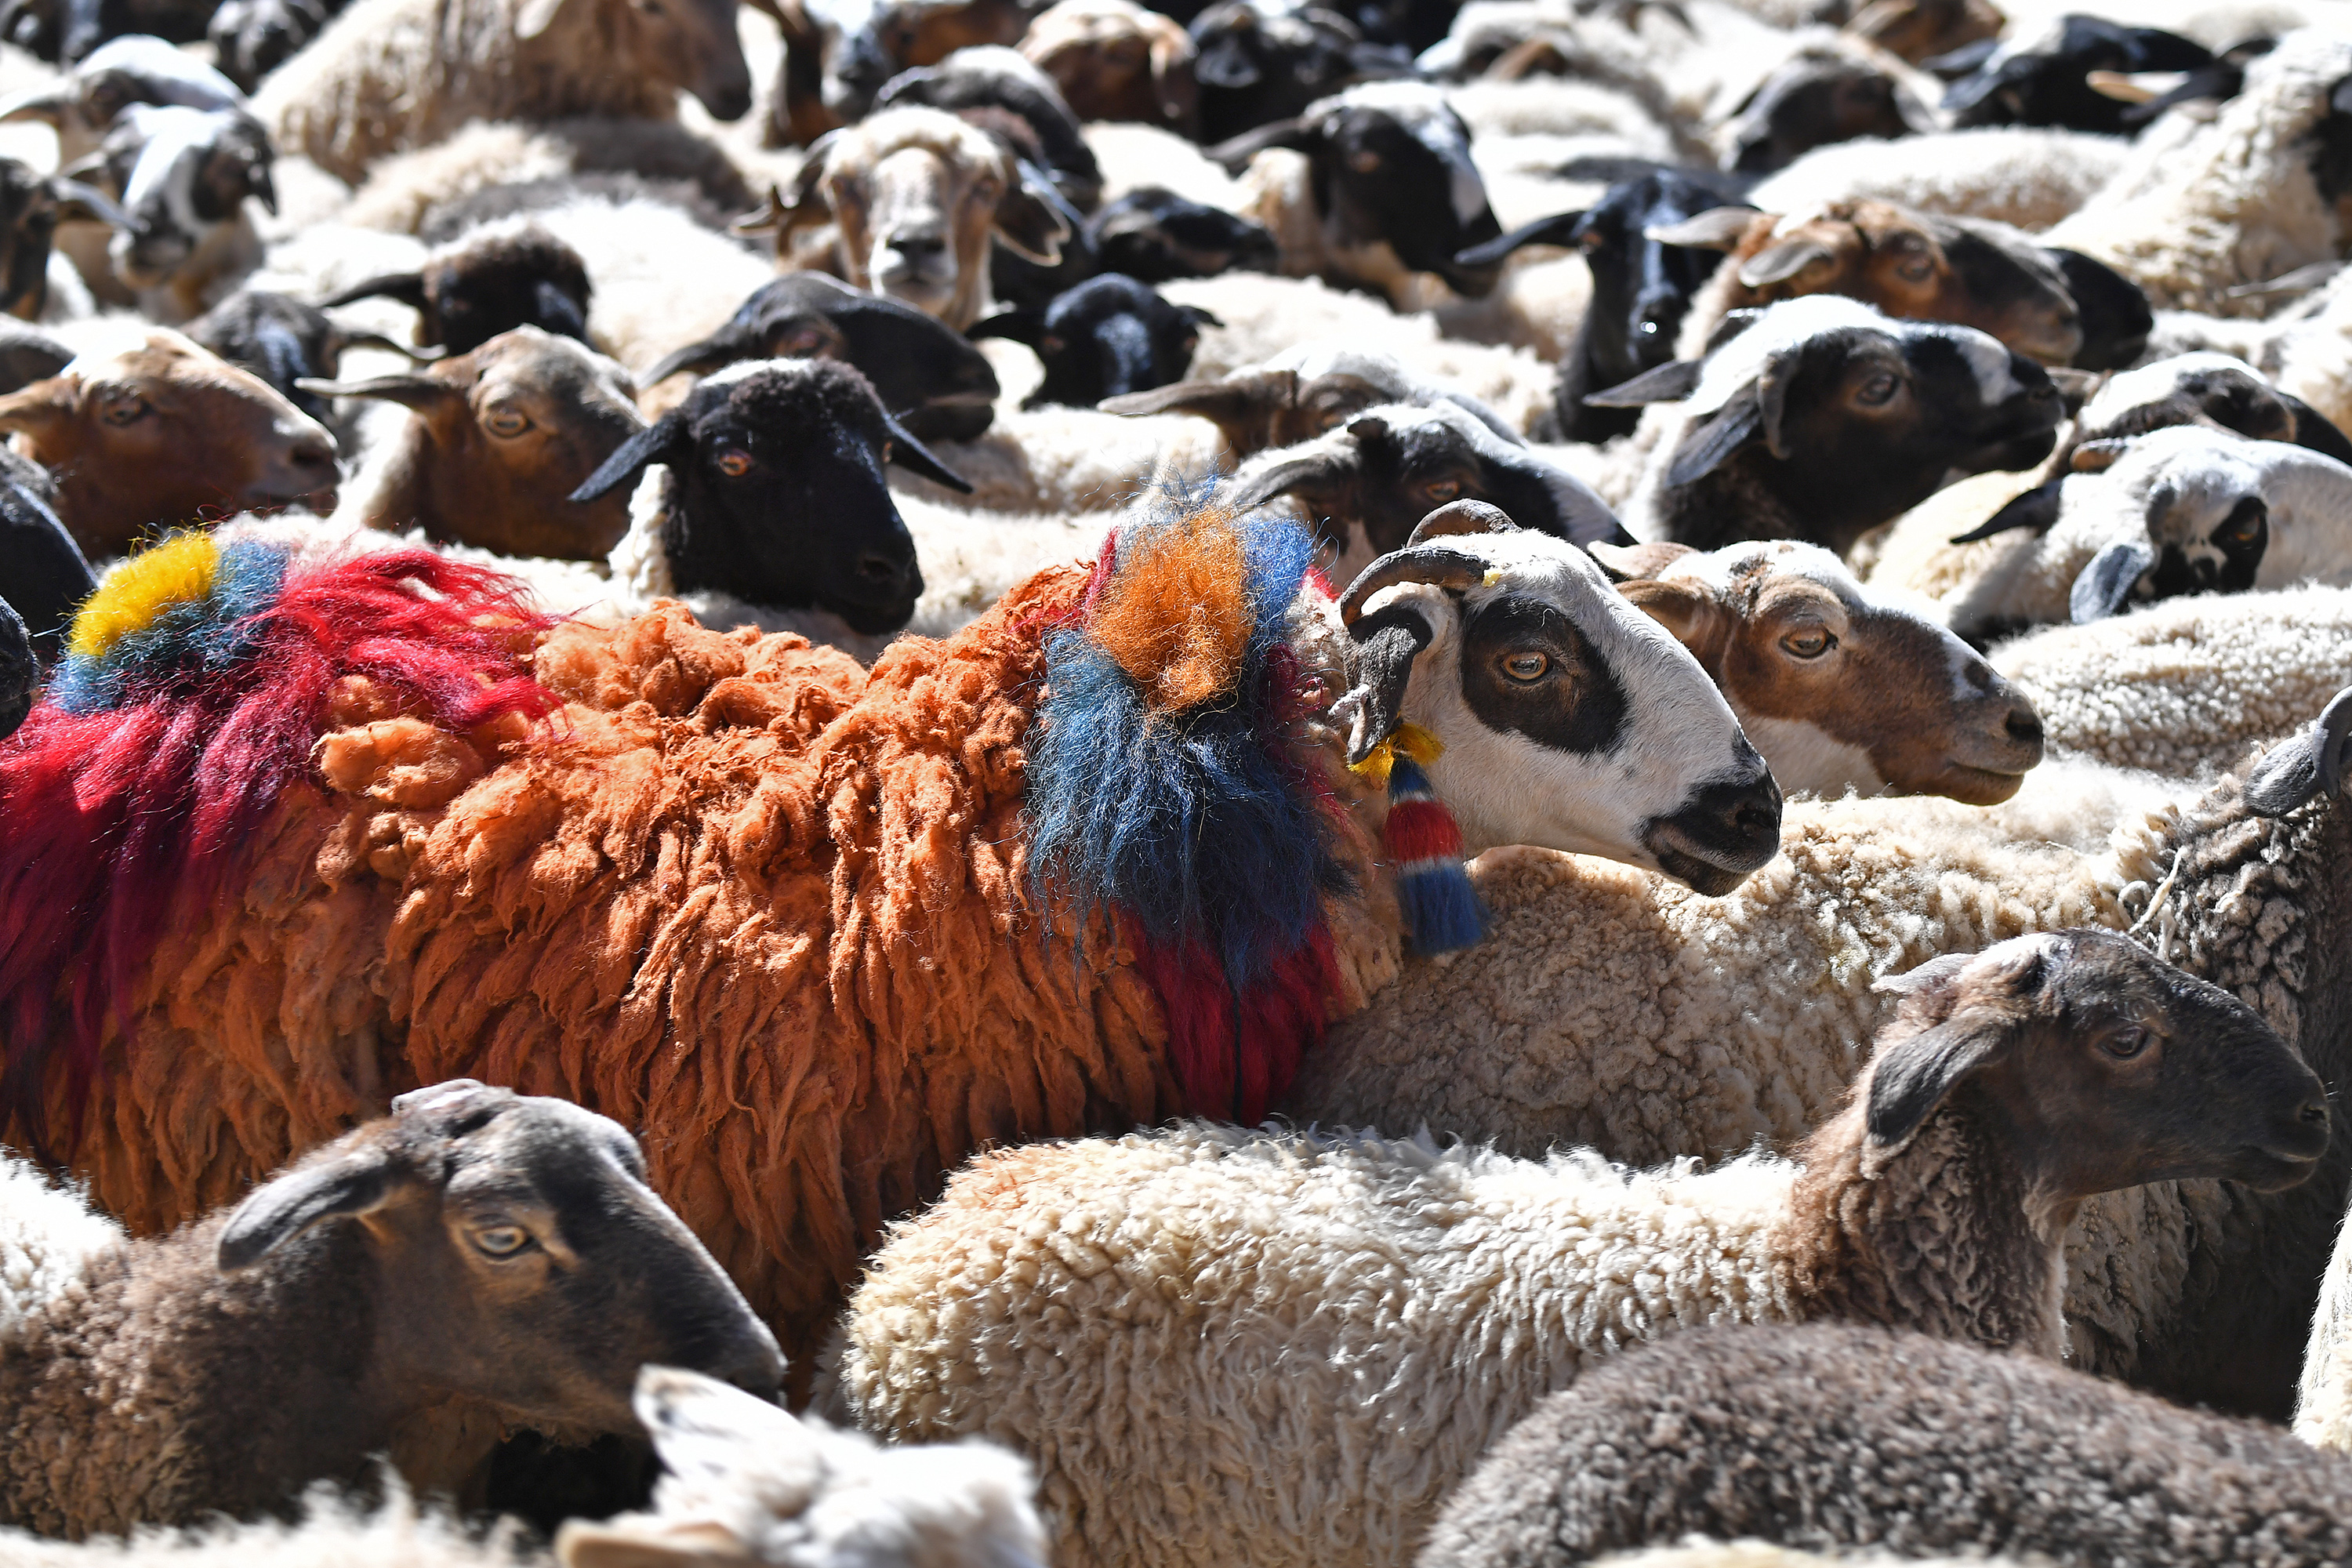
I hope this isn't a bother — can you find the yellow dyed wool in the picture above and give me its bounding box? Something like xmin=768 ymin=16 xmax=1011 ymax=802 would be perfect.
xmin=67 ymin=532 xmax=220 ymax=661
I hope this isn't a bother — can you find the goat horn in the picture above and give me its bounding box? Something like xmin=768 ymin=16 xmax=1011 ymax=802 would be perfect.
xmin=1339 ymin=544 xmax=1490 ymax=626
xmin=1408 ymin=499 xmax=1516 ymax=544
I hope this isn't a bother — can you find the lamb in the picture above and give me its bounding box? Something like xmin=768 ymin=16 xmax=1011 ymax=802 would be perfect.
xmin=750 ymin=106 xmax=1067 ymax=332
xmin=1596 ymin=537 xmax=2045 ymax=800
xmin=642 ymin=270 xmax=1002 ymax=439
xmin=2040 ymin=28 xmax=2352 ymax=315
xmin=0 ymin=499 xmax=1773 ymax=1367
xmin=835 ymin=929 xmax=2325 ymax=1568
xmin=253 ymin=0 xmax=753 ymax=185
xmin=0 ymin=325 xmax=338 ymax=554
xmin=319 ymin=222 xmax=592 ymax=356
xmin=1602 ymin=295 xmax=2066 ymax=554
xmin=0 ymin=1079 xmax=782 ymax=1538
xmin=1431 ymin=1319 xmax=2352 ymax=1568
xmin=307 ymin=325 xmax=644 ymax=561
xmin=1207 ymin=81 xmax=1506 ymax=308
xmin=971 ymin=274 xmax=1218 ymax=407
xmin=1018 ymin=0 xmax=1196 ymax=132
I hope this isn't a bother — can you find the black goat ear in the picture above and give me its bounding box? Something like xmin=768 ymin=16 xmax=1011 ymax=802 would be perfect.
xmin=1949 ymin=480 xmax=2062 ymax=543
xmin=570 ymin=412 xmax=691 ymax=504
xmin=993 ymin=162 xmax=1073 ymax=267
xmin=1457 ymin=209 xmax=1586 ymax=269
xmin=217 ymin=1150 xmax=396 ymax=1272
xmin=2278 ymin=392 xmax=2352 ymax=468
xmin=321 ymin=270 xmax=430 ymax=315
xmin=1204 ymin=117 xmax=1316 ymax=174
xmin=1665 ymin=383 xmax=1762 ymax=485
xmin=1339 ymin=600 xmax=1436 ymax=766
xmin=1864 ymin=1011 xmax=2008 ymax=1156
xmin=1754 ymin=343 xmax=1802 ymax=459
xmin=881 ymin=412 xmax=973 ymax=492
xmin=2068 ymin=538 xmax=2156 ymax=623
xmin=967 ymin=308 xmax=1044 ymax=348
xmin=1583 ymin=358 xmax=1701 ymax=408
xmin=1181 ymin=304 xmax=1224 ymax=330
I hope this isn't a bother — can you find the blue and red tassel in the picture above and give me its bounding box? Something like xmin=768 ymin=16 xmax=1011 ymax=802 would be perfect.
xmin=1352 ymin=724 xmax=1486 ymax=954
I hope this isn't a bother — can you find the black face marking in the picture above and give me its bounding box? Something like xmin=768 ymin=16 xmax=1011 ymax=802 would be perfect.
xmin=2143 ymin=495 xmax=2267 ymax=602
xmin=1458 ymin=590 xmax=1629 ymax=757
xmin=1316 ymin=107 xmax=1500 ymax=290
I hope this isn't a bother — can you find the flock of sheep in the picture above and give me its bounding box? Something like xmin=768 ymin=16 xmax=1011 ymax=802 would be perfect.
xmin=3 ymin=0 xmax=2352 ymax=1558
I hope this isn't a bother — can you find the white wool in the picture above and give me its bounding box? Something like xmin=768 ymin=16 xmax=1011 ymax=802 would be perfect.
xmin=0 ymin=1155 xmax=123 ymax=1352
xmin=1083 ymin=122 xmax=1247 ymax=209
xmin=1748 ymin=127 xmax=2131 ymax=232
xmin=0 ymin=1483 xmax=530 ymax=1566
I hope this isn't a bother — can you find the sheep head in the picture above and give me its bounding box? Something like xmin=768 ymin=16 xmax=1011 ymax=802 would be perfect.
xmin=514 ymin=0 xmax=752 ymax=121
xmin=1020 ymin=0 xmax=1197 ymax=131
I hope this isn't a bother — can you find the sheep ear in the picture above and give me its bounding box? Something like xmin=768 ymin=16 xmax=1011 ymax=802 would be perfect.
xmin=1665 ymin=383 xmax=1762 ymax=485
xmin=2277 ymin=392 xmax=2352 ymax=468
xmin=570 ymin=412 xmax=691 ymax=504
xmin=1457 ymin=209 xmax=1587 ymax=270
xmin=1872 ymin=949 xmax=1976 ymax=1000
xmin=967 ymin=307 xmax=1045 ymax=348
xmin=556 ymin=1519 xmax=753 ymax=1568
xmin=1101 ymin=368 xmax=1285 ymax=424
xmin=327 ymin=329 xmax=445 ymax=366
xmin=735 ymin=147 xmax=836 ymax=236
xmin=1226 ymin=450 xmax=1363 ymax=526
xmin=1203 ymin=117 xmax=1315 ymax=174
xmin=1642 ymin=207 xmax=1759 ymax=251
xmin=0 ymin=82 xmax=71 ymax=127
xmin=0 ymin=378 xmax=70 ymax=437
xmin=1864 ymin=1012 xmax=2009 ymax=1154
xmin=321 ymin=270 xmax=431 ymax=315
xmin=631 ymin=1364 xmax=799 ymax=1478
xmin=1149 ymin=29 xmax=1197 ymax=128
xmin=2245 ymin=686 xmax=2352 ymax=817
xmin=883 ymin=413 xmax=974 ymax=492
xmin=1893 ymin=85 xmax=1941 ymax=136
xmin=993 ymin=161 xmax=1073 ymax=267
xmin=1181 ymin=304 xmax=1223 ymax=330
xmin=514 ymin=0 xmax=571 ymax=38
xmin=1754 ymin=344 xmax=1801 ymax=459
xmin=1582 ymin=358 xmax=1702 ymax=408
xmin=2069 ymin=539 xmax=2156 ymax=623
xmin=49 ymin=178 xmax=132 ymax=232
xmin=2070 ymin=437 xmax=2129 ymax=474
xmin=641 ymin=332 xmax=746 ymax=387
xmin=1737 ymin=236 xmax=1835 ymax=289
xmin=1948 ymin=481 xmax=2062 ymax=543
xmin=217 ymin=1150 xmax=396 ymax=1272
xmin=1616 ymin=577 xmax=1734 ymax=670
xmin=295 ymin=373 xmax=459 ymax=412
xmin=1588 ymin=539 xmax=1697 ymax=582
xmin=1340 ymin=598 xmax=1438 ymax=765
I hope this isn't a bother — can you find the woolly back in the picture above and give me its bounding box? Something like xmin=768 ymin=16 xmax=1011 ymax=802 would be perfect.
xmin=1025 ymin=493 xmax=1352 ymax=1122
xmin=0 ymin=534 xmax=556 ymax=1143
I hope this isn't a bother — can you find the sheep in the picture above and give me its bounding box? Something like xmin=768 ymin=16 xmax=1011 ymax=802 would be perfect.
xmin=834 ymin=929 xmax=2325 ymax=1568
xmin=0 ymin=325 xmax=339 ymax=554
xmin=1654 ymin=199 xmax=2098 ymax=367
xmin=641 ymin=270 xmax=1002 ymax=439
xmin=750 ymin=106 xmax=1067 ymax=332
xmin=1435 ymin=1324 xmax=2352 ymax=1568
xmin=1454 ymin=168 xmax=1748 ymax=442
xmin=0 ymin=443 xmax=87 ymax=655
xmin=252 ymin=0 xmax=754 ymax=185
xmin=1990 ymin=583 xmax=2352 ymax=776
xmin=1281 ymin=680 xmax=2352 ymax=1418
xmin=1209 ymin=80 xmax=1507 ymax=309
xmin=306 ymin=325 xmax=644 ymax=562
xmin=1188 ymin=0 xmax=1408 ymax=146
xmin=1103 ymin=342 xmax=1527 ymax=459
xmin=187 ymin=288 xmax=433 ymax=427
xmin=1714 ymin=34 xmax=1940 ymax=173
xmin=1744 ymin=124 xmax=2133 ymax=231
xmin=1595 ymin=537 xmax=2045 ymax=800
xmin=78 ymin=103 xmax=275 ymax=323
xmin=319 ymin=221 xmax=591 ymax=356
xmin=778 ymin=0 xmax=1040 ymax=143
xmin=0 ymin=1079 xmax=782 ymax=1538
xmin=970 ymin=274 xmax=1217 ymax=408
xmin=872 ymin=45 xmax=1102 ymax=216
xmin=0 ymin=498 xmax=1774 ymax=1370
xmin=209 ymin=0 xmax=347 ymax=94
xmin=1074 ymin=186 xmax=1277 ymax=283
xmin=1228 ymin=401 xmax=1628 ymax=579
xmin=1018 ymin=0 xmax=1196 ymax=132
xmin=2040 ymin=28 xmax=2352 ymax=316
xmin=1938 ymin=15 xmax=2223 ymax=133
xmin=1602 ymin=295 xmax=2066 ymax=554
xmin=0 ymin=34 xmax=243 ymax=165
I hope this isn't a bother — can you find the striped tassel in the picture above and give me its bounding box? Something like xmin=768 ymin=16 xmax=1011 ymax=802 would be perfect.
xmin=1356 ymin=729 xmax=1485 ymax=955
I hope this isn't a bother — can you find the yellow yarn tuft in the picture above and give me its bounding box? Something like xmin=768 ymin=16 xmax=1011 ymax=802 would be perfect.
xmin=67 ymin=532 xmax=220 ymax=661
xmin=1348 ymin=723 xmax=1444 ymax=786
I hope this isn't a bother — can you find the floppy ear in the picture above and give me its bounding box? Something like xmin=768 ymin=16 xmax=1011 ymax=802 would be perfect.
xmin=242 ymin=154 xmax=278 ymax=217
xmin=1644 ymin=207 xmax=1760 ymax=251
xmin=1863 ymin=1005 xmax=2013 ymax=1156
xmin=2245 ymin=685 xmax=2352 ymax=817
xmin=1737 ymin=234 xmax=1835 ymax=289
xmin=1149 ymin=27 xmax=1198 ymax=129
xmin=555 ymin=1519 xmax=752 ymax=1568
xmin=321 ymin=270 xmax=430 ymax=314
xmin=325 ymin=328 xmax=445 ymax=366
xmin=2278 ymin=392 xmax=2352 ymax=468
xmin=1341 ymin=598 xmax=1437 ymax=764
xmin=967 ymin=307 xmax=1045 ymax=348
xmin=1665 ymin=383 xmax=1763 ymax=485
xmin=0 ymin=377 xmax=71 ymax=439
xmin=1457 ymin=209 xmax=1587 ymax=270
xmin=1225 ymin=448 xmax=1363 ymax=521
xmin=882 ymin=411 xmax=973 ymax=492
xmin=49 ymin=178 xmax=131 ymax=231
xmin=1181 ymin=303 xmax=1223 ymax=330
xmin=2069 ymin=538 xmax=2155 ymax=623
xmin=294 ymin=372 xmax=461 ymax=412
xmin=1203 ymin=116 xmax=1317 ymax=174
xmin=217 ymin=1149 xmax=397 ymax=1271
xmin=1582 ymin=358 xmax=1702 ymax=408
xmin=514 ymin=0 xmax=571 ymax=39
xmin=641 ymin=332 xmax=745 ymax=387
xmin=734 ymin=144 xmax=837 ymax=238
xmin=1893 ymin=83 xmax=1941 ymax=135
xmin=1587 ymin=538 xmax=1697 ymax=582
xmin=570 ymin=410 xmax=691 ymax=503
xmin=1102 ymin=368 xmax=1287 ymax=433
xmin=1753 ymin=342 xmax=1802 ymax=459
xmin=992 ymin=161 xmax=1073 ymax=266
xmin=1948 ymin=479 xmax=2062 ymax=543
xmin=0 ymin=82 xmax=70 ymax=128
xmin=2069 ymin=437 xmax=2129 ymax=474
xmin=1616 ymin=576 xmax=1736 ymax=670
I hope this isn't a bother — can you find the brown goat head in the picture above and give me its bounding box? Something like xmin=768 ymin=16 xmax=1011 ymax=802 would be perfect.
xmin=1021 ymin=0 xmax=1197 ymax=131
xmin=1662 ymin=199 xmax=2082 ymax=365
xmin=0 ymin=328 xmax=337 ymax=555
xmin=1595 ymin=536 xmax=2044 ymax=803
xmin=303 ymin=325 xmax=644 ymax=561
xmin=514 ymin=0 xmax=753 ymax=122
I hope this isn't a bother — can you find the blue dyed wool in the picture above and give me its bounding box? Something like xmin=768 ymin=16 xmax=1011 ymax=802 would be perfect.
xmin=52 ymin=540 xmax=291 ymax=716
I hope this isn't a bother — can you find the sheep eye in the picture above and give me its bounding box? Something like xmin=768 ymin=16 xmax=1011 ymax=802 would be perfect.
xmin=1501 ymin=651 xmax=1548 ymax=682
xmin=1855 ymin=372 xmax=1899 ymax=407
xmin=484 ymin=408 xmax=529 ymax=437
xmin=100 ymin=394 xmax=146 ymax=425
xmin=1896 ymin=257 xmax=1933 ymax=281
xmin=1347 ymin=149 xmax=1381 ymax=173
xmin=1778 ymin=627 xmax=1835 ymax=658
xmin=1423 ymin=478 xmax=1463 ymax=503
xmin=472 ymin=1225 xmax=530 ymax=1257
xmin=2104 ymin=1025 xmax=2150 ymax=1060
xmin=717 ymin=448 xmax=753 ymax=477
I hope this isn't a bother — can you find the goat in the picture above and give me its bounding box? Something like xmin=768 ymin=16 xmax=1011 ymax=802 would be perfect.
xmin=1187 ymin=0 xmax=1408 ymax=145
xmin=307 ymin=325 xmax=643 ymax=563
xmin=1602 ymin=295 xmax=2065 ymax=555
xmin=207 ymin=0 xmax=344 ymax=92
xmin=1106 ymin=341 xmax=1525 ymax=457
xmin=873 ymin=45 xmax=1101 ymax=215
xmin=1719 ymin=38 xmax=1940 ymax=174
xmin=0 ymin=327 xmax=338 ymax=555
xmin=0 ymin=34 xmax=244 ymax=165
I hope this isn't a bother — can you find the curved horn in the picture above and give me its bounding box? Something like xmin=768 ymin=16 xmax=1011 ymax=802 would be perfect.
xmin=1408 ymin=499 xmax=1517 ymax=543
xmin=2245 ymin=686 xmax=2352 ymax=817
xmin=1339 ymin=544 xmax=1491 ymax=626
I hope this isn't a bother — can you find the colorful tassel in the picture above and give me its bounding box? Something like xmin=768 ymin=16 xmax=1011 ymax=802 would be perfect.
xmin=1356 ymin=728 xmax=1485 ymax=955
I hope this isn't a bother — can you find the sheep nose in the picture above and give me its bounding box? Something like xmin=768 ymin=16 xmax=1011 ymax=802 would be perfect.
xmin=891 ymin=232 xmax=946 ymax=259
xmin=288 ymin=430 xmax=339 ymax=474
xmin=711 ymin=1321 xmax=786 ymax=1399
xmin=2005 ymin=706 xmax=2043 ymax=746
xmin=855 ymin=550 xmax=917 ymax=595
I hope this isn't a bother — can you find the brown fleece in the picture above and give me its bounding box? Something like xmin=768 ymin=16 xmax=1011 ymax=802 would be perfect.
xmin=42 ymin=577 xmax=1397 ymax=1359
